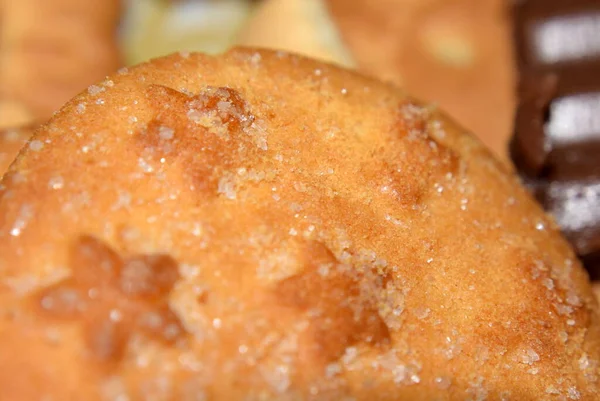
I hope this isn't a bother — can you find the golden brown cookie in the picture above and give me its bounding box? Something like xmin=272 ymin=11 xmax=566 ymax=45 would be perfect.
xmin=0 ymin=48 xmax=598 ymax=400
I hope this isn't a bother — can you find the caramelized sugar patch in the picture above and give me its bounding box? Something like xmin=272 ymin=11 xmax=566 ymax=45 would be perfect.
xmin=34 ymin=235 xmax=185 ymax=364
xmin=380 ymin=102 xmax=459 ymax=207
xmin=136 ymin=85 xmax=266 ymax=193
xmin=186 ymin=86 xmax=255 ymax=137
xmin=395 ymin=102 xmax=459 ymax=172
xmin=274 ymin=242 xmax=391 ymax=366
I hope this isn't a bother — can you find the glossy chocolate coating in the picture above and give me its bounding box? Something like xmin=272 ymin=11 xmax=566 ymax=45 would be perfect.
xmin=510 ymin=0 xmax=600 ymax=277
xmin=524 ymin=178 xmax=600 ymax=278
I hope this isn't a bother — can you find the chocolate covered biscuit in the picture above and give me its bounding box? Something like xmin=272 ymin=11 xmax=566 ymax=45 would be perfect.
xmin=510 ymin=0 xmax=600 ymax=277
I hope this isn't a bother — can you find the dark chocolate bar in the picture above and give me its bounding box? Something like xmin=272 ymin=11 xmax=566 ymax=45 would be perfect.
xmin=510 ymin=0 xmax=600 ymax=277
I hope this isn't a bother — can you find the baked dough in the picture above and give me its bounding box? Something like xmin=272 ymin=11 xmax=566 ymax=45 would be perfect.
xmin=0 ymin=48 xmax=597 ymax=400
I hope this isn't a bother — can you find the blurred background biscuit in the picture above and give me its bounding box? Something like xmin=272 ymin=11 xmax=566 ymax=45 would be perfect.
xmin=0 ymin=0 xmax=122 ymax=130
